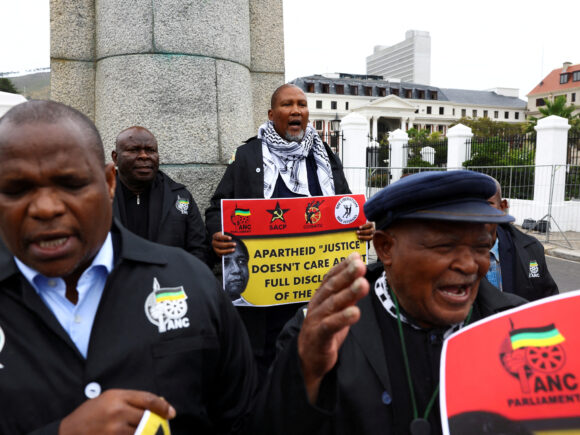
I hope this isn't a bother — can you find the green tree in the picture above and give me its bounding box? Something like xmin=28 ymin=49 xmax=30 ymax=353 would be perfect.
xmin=450 ymin=117 xmax=526 ymax=136
xmin=0 ymin=78 xmax=19 ymax=94
xmin=526 ymin=95 xmax=579 ymax=133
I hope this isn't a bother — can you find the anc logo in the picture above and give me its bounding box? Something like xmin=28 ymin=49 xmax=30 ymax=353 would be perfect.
xmin=144 ymin=278 xmax=190 ymax=333
xmin=266 ymin=201 xmax=290 ymax=230
xmin=499 ymin=321 xmax=575 ymax=402
xmin=175 ymin=195 xmax=189 ymax=215
xmin=230 ymin=205 xmax=252 ymax=233
xmin=304 ymin=199 xmax=324 ymax=226
xmin=528 ymin=260 xmax=540 ymax=278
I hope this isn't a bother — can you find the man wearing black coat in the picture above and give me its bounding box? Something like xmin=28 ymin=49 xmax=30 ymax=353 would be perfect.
xmin=113 ymin=126 xmax=209 ymax=264
xmin=485 ymin=178 xmax=558 ymax=300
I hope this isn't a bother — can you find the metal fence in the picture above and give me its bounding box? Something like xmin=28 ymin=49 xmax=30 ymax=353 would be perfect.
xmin=403 ymin=139 xmax=448 ymax=168
xmin=465 ymin=135 xmax=536 ymax=166
xmin=568 ymin=131 xmax=580 ymax=165
xmin=318 ymin=131 xmax=343 ymax=155
xmin=343 ymin=165 xmax=580 ymax=249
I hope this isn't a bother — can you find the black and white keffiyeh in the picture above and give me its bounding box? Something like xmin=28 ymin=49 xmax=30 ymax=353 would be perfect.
xmin=374 ymin=271 xmax=467 ymax=339
xmin=258 ymin=121 xmax=335 ymax=199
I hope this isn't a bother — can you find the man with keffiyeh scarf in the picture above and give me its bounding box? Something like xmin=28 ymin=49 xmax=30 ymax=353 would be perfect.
xmin=205 ymin=84 xmax=374 ymax=376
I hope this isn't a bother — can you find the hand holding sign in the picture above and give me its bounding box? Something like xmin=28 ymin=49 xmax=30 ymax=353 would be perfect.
xmin=297 ymin=253 xmax=369 ymax=404
xmin=59 ymin=389 xmax=175 ymax=435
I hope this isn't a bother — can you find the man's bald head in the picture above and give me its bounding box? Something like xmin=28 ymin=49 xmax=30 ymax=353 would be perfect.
xmin=0 ymin=100 xmax=105 ymax=164
xmin=115 ymin=126 xmax=157 ymax=152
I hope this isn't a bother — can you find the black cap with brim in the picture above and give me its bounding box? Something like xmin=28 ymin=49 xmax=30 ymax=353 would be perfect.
xmin=364 ymin=170 xmax=515 ymax=230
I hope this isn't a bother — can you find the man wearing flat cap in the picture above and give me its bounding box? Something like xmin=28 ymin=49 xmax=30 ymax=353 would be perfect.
xmin=257 ymin=171 xmax=528 ymax=435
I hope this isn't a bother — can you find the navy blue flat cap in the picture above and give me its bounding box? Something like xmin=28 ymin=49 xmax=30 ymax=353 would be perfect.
xmin=364 ymin=171 xmax=515 ymax=229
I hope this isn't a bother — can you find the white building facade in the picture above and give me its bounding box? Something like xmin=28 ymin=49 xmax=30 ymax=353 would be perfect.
xmin=366 ymin=30 xmax=431 ymax=85
xmin=291 ymin=73 xmax=527 ymax=144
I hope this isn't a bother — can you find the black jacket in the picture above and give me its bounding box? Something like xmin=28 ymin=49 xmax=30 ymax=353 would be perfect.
xmin=205 ymin=137 xmax=351 ymax=237
xmin=489 ymin=224 xmax=558 ymax=301
xmin=256 ymin=264 xmax=528 ymax=435
xmin=113 ymin=171 xmax=209 ymax=264
xmin=0 ymin=222 xmax=257 ymax=435
xmin=204 ymin=137 xmax=352 ymax=375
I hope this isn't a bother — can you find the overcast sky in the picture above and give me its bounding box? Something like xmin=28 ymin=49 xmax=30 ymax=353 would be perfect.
xmin=1 ymin=0 xmax=578 ymax=100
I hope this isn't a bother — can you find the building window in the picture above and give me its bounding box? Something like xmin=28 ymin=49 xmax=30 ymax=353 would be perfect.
xmin=461 ymin=109 xmax=466 ymax=117
xmin=452 ymin=108 xmax=456 ymax=116
xmin=472 ymin=110 xmax=477 ymax=118
xmin=364 ymin=86 xmax=373 ymax=96
xmin=315 ymin=100 xmax=322 ymax=109
xmin=560 ymin=73 xmax=569 ymax=84
xmin=335 ymin=84 xmax=344 ymax=95
xmin=439 ymin=107 xmax=444 ymax=115
xmin=315 ymin=120 xmax=323 ymax=130
xmin=321 ymin=83 xmax=330 ymax=93
xmin=438 ymin=125 xmax=444 ymax=133
xmin=417 ymin=90 xmax=425 ymax=99
xmin=426 ymin=106 xmax=432 ymax=114
xmin=536 ymin=98 xmax=545 ymax=107
xmin=345 ymin=102 xmax=349 ymax=110
xmin=574 ymin=71 xmax=580 ymax=82
xmin=378 ymin=87 xmax=387 ymax=97
xmin=494 ymin=111 xmax=499 ymax=119
xmin=331 ymin=101 xmax=337 ymax=110
xmin=349 ymin=85 xmax=358 ymax=96
xmin=306 ymin=82 xmax=315 ymax=93
xmin=504 ymin=111 xmax=509 ymax=119
xmin=572 ymin=93 xmax=576 ymax=103
xmin=404 ymin=89 xmax=413 ymax=98
xmin=430 ymin=91 xmax=438 ymax=100
xmin=390 ymin=88 xmax=400 ymax=96
xmin=483 ymin=110 xmax=488 ymax=118
xmin=515 ymin=112 xmax=519 ymax=120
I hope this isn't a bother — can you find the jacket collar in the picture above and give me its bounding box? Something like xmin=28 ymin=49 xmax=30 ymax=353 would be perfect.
xmin=350 ymin=293 xmax=392 ymax=393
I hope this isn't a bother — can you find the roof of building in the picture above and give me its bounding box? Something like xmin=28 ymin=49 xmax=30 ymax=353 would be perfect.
xmin=439 ymin=88 xmax=526 ymax=108
xmin=528 ymin=63 xmax=580 ymax=96
xmin=291 ymin=74 xmax=525 ymax=108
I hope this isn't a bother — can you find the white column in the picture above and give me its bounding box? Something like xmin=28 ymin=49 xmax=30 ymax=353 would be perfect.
xmin=372 ymin=116 xmax=378 ymax=140
xmin=446 ymin=123 xmax=472 ymax=169
xmin=389 ymin=129 xmax=409 ymax=183
xmin=341 ymin=113 xmax=369 ymax=194
xmin=534 ymin=115 xmax=570 ymax=203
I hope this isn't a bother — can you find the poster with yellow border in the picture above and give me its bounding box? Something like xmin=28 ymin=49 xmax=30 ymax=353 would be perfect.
xmin=221 ymin=194 xmax=367 ymax=306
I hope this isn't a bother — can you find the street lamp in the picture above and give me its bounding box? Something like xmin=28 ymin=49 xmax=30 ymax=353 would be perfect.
xmin=330 ymin=113 xmax=341 ymax=132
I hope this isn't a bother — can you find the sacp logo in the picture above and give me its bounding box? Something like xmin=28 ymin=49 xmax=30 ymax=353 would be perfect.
xmin=499 ymin=321 xmax=576 ymax=398
xmin=266 ymin=201 xmax=289 ymax=230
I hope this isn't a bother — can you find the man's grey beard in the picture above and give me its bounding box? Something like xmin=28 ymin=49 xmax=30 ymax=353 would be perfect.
xmin=284 ymin=129 xmax=305 ymax=142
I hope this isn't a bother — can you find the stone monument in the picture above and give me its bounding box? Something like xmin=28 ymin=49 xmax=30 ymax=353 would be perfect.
xmin=50 ymin=0 xmax=285 ymax=212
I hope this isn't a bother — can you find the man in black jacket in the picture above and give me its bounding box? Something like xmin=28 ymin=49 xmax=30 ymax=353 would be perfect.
xmin=0 ymin=101 xmax=256 ymax=434
xmin=205 ymin=84 xmax=374 ymax=375
xmin=257 ymin=171 xmax=528 ymax=435
xmin=113 ymin=126 xmax=209 ymax=264
xmin=485 ymin=178 xmax=558 ymax=300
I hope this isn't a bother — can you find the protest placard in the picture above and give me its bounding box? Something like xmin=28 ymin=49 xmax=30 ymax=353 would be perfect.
xmin=221 ymin=194 xmax=367 ymax=306
xmin=441 ymin=290 xmax=580 ymax=434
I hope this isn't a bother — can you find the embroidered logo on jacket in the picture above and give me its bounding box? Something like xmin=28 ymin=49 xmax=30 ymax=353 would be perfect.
xmin=144 ymin=278 xmax=190 ymax=333
xmin=529 ymin=260 xmax=540 ymax=278
xmin=175 ymin=195 xmax=189 ymax=215
xmin=0 ymin=324 xmax=5 ymax=369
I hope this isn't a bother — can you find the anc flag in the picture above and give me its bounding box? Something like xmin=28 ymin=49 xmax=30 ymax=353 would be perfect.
xmin=234 ymin=208 xmax=251 ymax=216
xmin=155 ymin=287 xmax=187 ymax=303
xmin=510 ymin=323 xmax=565 ymax=350
xmin=134 ymin=410 xmax=170 ymax=435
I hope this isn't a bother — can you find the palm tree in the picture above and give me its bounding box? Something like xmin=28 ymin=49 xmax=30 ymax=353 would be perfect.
xmin=526 ymin=95 xmax=579 ymax=133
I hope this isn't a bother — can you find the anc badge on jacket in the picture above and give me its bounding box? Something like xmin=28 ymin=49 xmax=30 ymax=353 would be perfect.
xmin=144 ymin=278 xmax=190 ymax=333
xmin=441 ymin=290 xmax=580 ymax=435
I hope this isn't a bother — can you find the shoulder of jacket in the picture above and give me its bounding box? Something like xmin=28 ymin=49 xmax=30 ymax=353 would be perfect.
xmin=229 ymin=137 xmax=262 ymax=164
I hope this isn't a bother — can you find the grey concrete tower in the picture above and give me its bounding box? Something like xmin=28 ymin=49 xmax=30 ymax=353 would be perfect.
xmin=50 ymin=0 xmax=285 ymax=212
